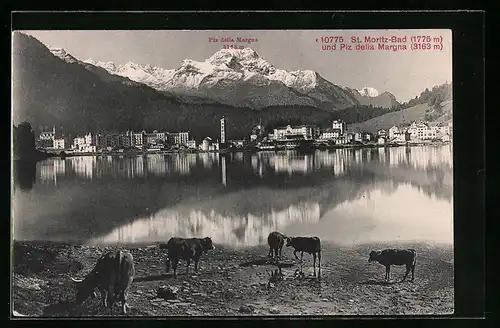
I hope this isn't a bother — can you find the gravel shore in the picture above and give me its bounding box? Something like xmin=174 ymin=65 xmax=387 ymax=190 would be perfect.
xmin=11 ymin=240 xmax=454 ymax=317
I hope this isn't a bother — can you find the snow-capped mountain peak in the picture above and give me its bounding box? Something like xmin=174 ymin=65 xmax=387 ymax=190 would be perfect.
xmin=83 ymin=58 xmax=118 ymax=72
xmin=358 ymin=87 xmax=379 ymax=97
xmin=81 ymin=48 xmax=322 ymax=94
xmin=179 ymin=59 xmax=214 ymax=75
xmin=50 ymin=48 xmax=78 ymax=64
xmin=79 ymin=48 xmax=356 ymax=108
xmin=74 ymin=47 xmax=394 ymax=109
xmin=208 ymin=47 xmax=259 ymax=64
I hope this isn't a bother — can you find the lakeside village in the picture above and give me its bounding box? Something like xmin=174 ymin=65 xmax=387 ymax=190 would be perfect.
xmin=36 ymin=118 xmax=452 ymax=157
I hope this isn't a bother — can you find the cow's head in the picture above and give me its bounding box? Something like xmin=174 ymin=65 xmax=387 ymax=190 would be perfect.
xmin=285 ymin=237 xmax=293 ymax=247
xmin=71 ymin=277 xmax=97 ymax=305
xmin=368 ymin=250 xmax=380 ymax=262
xmin=201 ymin=237 xmax=215 ymax=252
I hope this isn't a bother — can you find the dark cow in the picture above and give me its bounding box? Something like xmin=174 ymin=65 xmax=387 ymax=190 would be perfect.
xmin=368 ymin=248 xmax=417 ymax=282
xmin=160 ymin=237 xmax=215 ymax=277
xmin=70 ymin=250 xmax=135 ymax=314
xmin=285 ymin=236 xmax=321 ymax=277
xmin=267 ymin=231 xmax=286 ymax=261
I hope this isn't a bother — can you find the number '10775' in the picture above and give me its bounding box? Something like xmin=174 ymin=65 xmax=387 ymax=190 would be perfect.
xmin=320 ymin=36 xmax=344 ymax=43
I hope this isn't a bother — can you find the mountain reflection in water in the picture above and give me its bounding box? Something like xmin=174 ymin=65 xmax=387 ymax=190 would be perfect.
xmin=13 ymin=146 xmax=453 ymax=247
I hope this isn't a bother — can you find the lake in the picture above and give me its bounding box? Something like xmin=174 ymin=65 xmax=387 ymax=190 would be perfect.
xmin=12 ymin=145 xmax=453 ymax=248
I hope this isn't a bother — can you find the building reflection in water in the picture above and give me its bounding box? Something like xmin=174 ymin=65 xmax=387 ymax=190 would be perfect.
xmin=384 ymin=146 xmax=452 ymax=171
xmin=221 ymin=155 xmax=227 ymax=186
xmin=147 ymin=154 xmax=167 ymax=177
xmin=38 ymin=159 xmax=67 ymax=186
xmin=20 ymin=145 xmax=453 ymax=245
xmin=132 ymin=156 xmax=144 ymax=178
xmin=199 ymin=152 xmax=219 ymax=170
xmin=314 ymin=150 xmax=346 ymax=176
xmin=271 ymin=152 xmax=313 ymax=175
xmin=89 ymin=202 xmax=321 ymax=247
xmin=251 ymin=152 xmax=271 ymax=178
xmin=250 ymin=151 xmax=317 ymax=177
xmin=69 ymin=156 xmax=96 ymax=180
xmin=33 ymin=146 xmax=452 ymax=186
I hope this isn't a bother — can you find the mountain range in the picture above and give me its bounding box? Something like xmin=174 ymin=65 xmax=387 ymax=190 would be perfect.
xmin=12 ymin=32 xmax=449 ymax=139
xmin=74 ymin=47 xmax=398 ymax=110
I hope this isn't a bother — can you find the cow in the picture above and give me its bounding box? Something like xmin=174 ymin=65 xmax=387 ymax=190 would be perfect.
xmin=160 ymin=237 xmax=215 ymax=278
xmin=70 ymin=250 xmax=135 ymax=314
xmin=368 ymin=248 xmax=417 ymax=282
xmin=267 ymin=231 xmax=286 ymax=261
xmin=285 ymin=236 xmax=321 ymax=277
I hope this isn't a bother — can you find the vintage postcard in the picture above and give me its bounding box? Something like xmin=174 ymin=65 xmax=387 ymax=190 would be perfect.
xmin=12 ymin=29 xmax=453 ymax=317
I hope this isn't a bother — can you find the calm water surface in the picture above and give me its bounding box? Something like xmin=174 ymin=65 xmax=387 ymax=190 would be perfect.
xmin=13 ymin=146 xmax=453 ymax=247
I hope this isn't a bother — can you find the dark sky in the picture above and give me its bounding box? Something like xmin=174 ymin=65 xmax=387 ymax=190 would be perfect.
xmin=23 ymin=29 xmax=452 ymax=102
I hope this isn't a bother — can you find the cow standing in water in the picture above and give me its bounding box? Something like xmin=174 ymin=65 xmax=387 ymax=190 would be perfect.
xmin=70 ymin=250 xmax=135 ymax=314
xmin=285 ymin=236 xmax=322 ymax=277
xmin=368 ymin=249 xmax=417 ymax=282
xmin=267 ymin=231 xmax=286 ymax=261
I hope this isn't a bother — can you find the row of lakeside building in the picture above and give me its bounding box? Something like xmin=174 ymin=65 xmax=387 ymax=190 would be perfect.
xmin=255 ymin=120 xmax=452 ymax=145
xmin=36 ymin=118 xmax=452 ymax=153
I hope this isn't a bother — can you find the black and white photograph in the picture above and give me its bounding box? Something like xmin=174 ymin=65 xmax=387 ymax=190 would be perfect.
xmin=12 ymin=28 xmax=453 ymax=317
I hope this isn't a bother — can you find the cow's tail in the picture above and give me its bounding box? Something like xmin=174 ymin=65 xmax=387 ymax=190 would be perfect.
xmin=316 ymin=237 xmax=322 ymax=268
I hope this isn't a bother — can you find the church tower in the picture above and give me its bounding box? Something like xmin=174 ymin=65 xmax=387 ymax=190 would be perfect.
xmin=220 ymin=117 xmax=226 ymax=145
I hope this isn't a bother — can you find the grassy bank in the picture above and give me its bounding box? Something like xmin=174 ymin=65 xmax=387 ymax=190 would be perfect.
xmin=11 ymin=241 xmax=454 ymax=317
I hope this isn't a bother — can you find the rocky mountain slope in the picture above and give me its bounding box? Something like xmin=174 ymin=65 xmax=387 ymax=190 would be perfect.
xmin=346 ymin=87 xmax=399 ymax=109
xmin=348 ymin=83 xmax=452 ymax=133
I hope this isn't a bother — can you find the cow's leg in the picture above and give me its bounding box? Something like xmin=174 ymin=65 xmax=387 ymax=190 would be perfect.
xmin=194 ymin=256 xmax=200 ymax=273
xmin=107 ymin=285 xmax=115 ymax=314
xmin=165 ymin=256 xmax=171 ymax=272
xmin=318 ymin=251 xmax=321 ymax=278
xmin=385 ymin=265 xmax=391 ymax=282
xmin=120 ymin=289 xmax=128 ymax=315
xmin=185 ymin=258 xmax=191 ymax=274
xmin=278 ymin=246 xmax=283 ymax=260
xmin=99 ymin=287 xmax=108 ymax=308
xmin=293 ymin=250 xmax=299 ymax=260
xmin=401 ymin=264 xmax=411 ymax=282
xmin=410 ymin=263 xmax=415 ymax=282
xmin=312 ymin=252 xmax=317 ymax=277
xmin=172 ymin=258 xmax=179 ymax=278
xmin=268 ymin=247 xmax=273 ymax=258
xmin=300 ymin=251 xmax=304 ymax=263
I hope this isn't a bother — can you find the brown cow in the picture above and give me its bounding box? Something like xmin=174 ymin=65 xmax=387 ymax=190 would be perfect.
xmin=368 ymin=248 xmax=417 ymax=282
xmin=160 ymin=237 xmax=215 ymax=277
xmin=267 ymin=231 xmax=286 ymax=261
xmin=70 ymin=250 xmax=135 ymax=314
